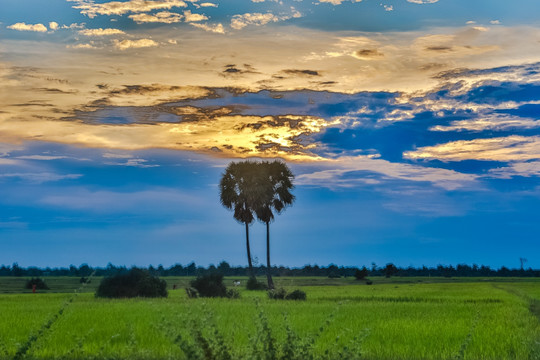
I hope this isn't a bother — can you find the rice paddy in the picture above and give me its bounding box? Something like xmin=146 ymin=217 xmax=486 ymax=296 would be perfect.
xmin=0 ymin=277 xmax=538 ymax=359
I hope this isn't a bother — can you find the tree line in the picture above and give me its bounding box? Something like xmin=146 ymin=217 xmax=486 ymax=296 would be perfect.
xmin=1 ymin=262 xmax=538 ymax=277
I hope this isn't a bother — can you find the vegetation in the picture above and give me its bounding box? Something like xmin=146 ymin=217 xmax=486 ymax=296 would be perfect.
xmin=219 ymin=160 xmax=295 ymax=290
xmin=1 ymin=262 xmax=539 ymax=278
xmin=219 ymin=161 xmax=262 ymax=279
xmin=189 ymin=273 xmax=239 ymax=298
xmin=25 ymin=277 xmax=49 ymax=290
xmin=0 ymin=277 xmax=538 ymax=359
xmin=246 ymin=276 xmax=267 ymax=290
xmin=95 ymin=268 xmax=168 ymax=298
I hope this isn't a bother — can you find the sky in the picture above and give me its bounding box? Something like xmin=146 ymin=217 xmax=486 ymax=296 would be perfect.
xmin=0 ymin=0 xmax=539 ymax=269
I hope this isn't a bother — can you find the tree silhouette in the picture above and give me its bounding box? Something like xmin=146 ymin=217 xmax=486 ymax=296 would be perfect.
xmin=255 ymin=160 xmax=295 ymax=289
xmin=219 ymin=161 xmax=265 ymax=279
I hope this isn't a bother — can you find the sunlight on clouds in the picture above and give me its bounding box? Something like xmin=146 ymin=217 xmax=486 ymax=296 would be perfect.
xmin=129 ymin=11 xmax=183 ymax=24
xmin=430 ymin=115 xmax=540 ymax=132
xmin=79 ymin=28 xmax=126 ymax=36
xmin=183 ymin=10 xmax=209 ymax=22
xmin=113 ymin=38 xmax=159 ymax=50
xmin=190 ymin=22 xmax=225 ymax=34
xmin=68 ymin=0 xmax=188 ymax=18
xmin=404 ymin=136 xmax=540 ymax=162
xmin=7 ymin=23 xmax=48 ymax=32
xmin=489 ymin=161 xmax=540 ymax=178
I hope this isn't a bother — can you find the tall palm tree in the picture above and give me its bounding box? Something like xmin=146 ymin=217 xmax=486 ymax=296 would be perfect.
xmin=219 ymin=161 xmax=265 ymax=279
xmin=255 ymin=160 xmax=295 ymax=289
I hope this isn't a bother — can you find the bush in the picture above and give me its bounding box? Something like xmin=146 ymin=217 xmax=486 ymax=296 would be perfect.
xmin=285 ymin=289 xmax=307 ymax=300
xmin=268 ymin=288 xmax=306 ymax=301
xmin=354 ymin=267 xmax=369 ymax=280
xmin=268 ymin=287 xmax=287 ymax=300
xmin=96 ymin=268 xmax=167 ymax=298
xmin=25 ymin=277 xmax=49 ymax=290
xmin=80 ymin=277 xmax=91 ymax=284
xmin=185 ymin=287 xmax=199 ymax=299
xmin=246 ymin=276 xmax=267 ymax=290
xmin=365 ymin=279 xmax=373 ymax=285
xmin=189 ymin=273 xmax=239 ymax=298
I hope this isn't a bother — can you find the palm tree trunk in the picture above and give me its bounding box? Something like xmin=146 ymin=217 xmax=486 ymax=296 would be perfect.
xmin=245 ymin=221 xmax=254 ymax=278
xmin=265 ymin=221 xmax=275 ymax=289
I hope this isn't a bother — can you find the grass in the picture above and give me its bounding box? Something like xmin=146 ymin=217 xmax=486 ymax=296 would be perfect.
xmin=0 ymin=277 xmax=538 ymax=359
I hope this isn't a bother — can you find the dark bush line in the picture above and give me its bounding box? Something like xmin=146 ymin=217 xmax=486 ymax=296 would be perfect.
xmin=95 ymin=268 xmax=167 ymax=298
xmin=2 ymin=261 xmax=539 ymax=278
xmin=187 ymin=273 xmax=240 ymax=299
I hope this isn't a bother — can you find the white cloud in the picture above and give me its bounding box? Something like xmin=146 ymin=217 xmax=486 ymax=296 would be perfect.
xmin=430 ymin=115 xmax=540 ymax=132
xmin=318 ymin=0 xmax=361 ymax=4
xmin=296 ymin=155 xmax=477 ymax=190
xmin=0 ymin=172 xmax=82 ymax=183
xmin=68 ymin=43 xmax=98 ymax=49
xmin=79 ymin=28 xmax=125 ymax=36
xmin=407 ymin=0 xmax=439 ymax=3
xmin=200 ymin=2 xmax=218 ymax=7
xmin=190 ymin=22 xmax=225 ymax=34
xmin=183 ymin=10 xmax=209 ymax=22
xmin=69 ymin=0 xmax=188 ymax=18
xmin=489 ymin=161 xmax=540 ymax=178
xmin=383 ymin=5 xmax=393 ymax=11
xmin=7 ymin=23 xmax=48 ymax=32
xmin=129 ymin=11 xmax=183 ymax=24
xmin=15 ymin=155 xmax=68 ymax=161
xmin=49 ymin=22 xmax=59 ymax=31
xmin=113 ymin=38 xmax=159 ymax=50
xmin=231 ymin=12 xmax=283 ymax=30
xmin=404 ymin=136 xmax=540 ymax=162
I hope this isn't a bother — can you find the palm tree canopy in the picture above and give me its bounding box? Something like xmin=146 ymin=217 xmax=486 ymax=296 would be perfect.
xmin=219 ymin=161 xmax=267 ymax=224
xmin=255 ymin=160 xmax=295 ymax=223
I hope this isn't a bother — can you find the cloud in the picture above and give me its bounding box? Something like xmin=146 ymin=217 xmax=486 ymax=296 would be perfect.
xmin=190 ymin=22 xmax=225 ymax=34
xmin=383 ymin=5 xmax=393 ymax=11
xmin=318 ymin=0 xmax=362 ymax=5
xmin=407 ymin=0 xmax=439 ymax=3
xmin=183 ymin=10 xmax=209 ymax=22
xmin=129 ymin=11 xmax=183 ymax=23
xmin=40 ymin=188 xmax=200 ymax=213
xmin=0 ymin=172 xmax=82 ymax=183
xmin=49 ymin=22 xmax=59 ymax=31
xmin=230 ymin=10 xmax=301 ymax=30
xmin=68 ymin=43 xmax=98 ymax=49
xmin=430 ymin=115 xmax=540 ymax=132
xmin=404 ymin=136 xmax=540 ymax=162
xmin=7 ymin=23 xmax=48 ymax=32
xmin=489 ymin=161 xmax=540 ymax=178
xmin=79 ymin=28 xmax=125 ymax=36
xmin=200 ymin=2 xmax=218 ymax=7
xmin=69 ymin=0 xmax=188 ymax=18
xmin=113 ymin=39 xmax=159 ymax=50
xmin=296 ymin=155 xmax=477 ymax=190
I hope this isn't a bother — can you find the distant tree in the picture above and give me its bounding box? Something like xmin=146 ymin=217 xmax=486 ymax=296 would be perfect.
xmin=383 ymin=263 xmax=398 ymax=278
xmin=255 ymin=161 xmax=295 ymax=290
xmin=220 ymin=161 xmax=266 ymax=279
xmin=354 ymin=267 xmax=369 ymax=280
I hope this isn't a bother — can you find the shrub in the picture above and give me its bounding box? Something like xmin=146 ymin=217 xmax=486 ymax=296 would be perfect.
xmin=246 ymin=276 xmax=267 ymax=290
xmin=268 ymin=288 xmax=306 ymax=301
xmin=365 ymin=279 xmax=373 ymax=285
xmin=185 ymin=287 xmax=199 ymax=299
xmin=96 ymin=268 xmax=167 ymax=298
xmin=268 ymin=287 xmax=287 ymax=300
xmin=25 ymin=277 xmax=49 ymax=290
xmin=80 ymin=277 xmax=90 ymax=284
xmin=285 ymin=289 xmax=307 ymax=301
xmin=189 ymin=273 xmax=239 ymax=298
xmin=354 ymin=267 xmax=369 ymax=280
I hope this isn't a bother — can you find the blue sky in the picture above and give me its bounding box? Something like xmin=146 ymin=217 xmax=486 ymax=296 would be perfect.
xmin=0 ymin=0 xmax=539 ymax=269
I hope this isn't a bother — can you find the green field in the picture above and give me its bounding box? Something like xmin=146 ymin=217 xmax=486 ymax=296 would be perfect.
xmin=1 ymin=277 xmax=539 ymax=359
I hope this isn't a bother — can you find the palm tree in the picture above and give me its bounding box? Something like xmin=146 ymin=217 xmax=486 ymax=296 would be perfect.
xmin=219 ymin=161 xmax=265 ymax=279
xmin=255 ymin=160 xmax=295 ymax=289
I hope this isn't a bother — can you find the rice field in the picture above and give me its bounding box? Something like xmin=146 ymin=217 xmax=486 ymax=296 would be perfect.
xmin=0 ymin=277 xmax=538 ymax=359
